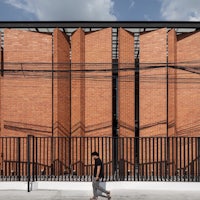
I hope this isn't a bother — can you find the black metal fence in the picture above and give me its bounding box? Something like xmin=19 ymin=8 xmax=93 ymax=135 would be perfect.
xmin=0 ymin=136 xmax=200 ymax=182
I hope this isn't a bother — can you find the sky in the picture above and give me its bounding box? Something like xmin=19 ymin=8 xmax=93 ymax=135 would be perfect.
xmin=0 ymin=0 xmax=200 ymax=21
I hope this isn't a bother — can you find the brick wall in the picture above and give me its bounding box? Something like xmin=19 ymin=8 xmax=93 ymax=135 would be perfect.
xmin=71 ymin=28 xmax=86 ymax=175
xmin=71 ymin=28 xmax=85 ymax=137
xmin=140 ymin=28 xmax=167 ymax=137
xmin=176 ymin=31 xmax=200 ymax=137
xmin=1 ymin=29 xmax=53 ymax=138
xmin=168 ymin=29 xmax=177 ymax=136
xmin=53 ymin=28 xmax=70 ymax=137
xmin=85 ymin=28 xmax=112 ymax=137
xmin=1 ymin=29 xmax=53 ymax=175
xmin=118 ymin=28 xmax=135 ymax=137
xmin=53 ymin=29 xmax=71 ymax=175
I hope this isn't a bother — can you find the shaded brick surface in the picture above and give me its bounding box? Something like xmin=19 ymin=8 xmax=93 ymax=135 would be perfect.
xmin=118 ymin=28 xmax=135 ymax=137
xmin=140 ymin=28 xmax=167 ymax=137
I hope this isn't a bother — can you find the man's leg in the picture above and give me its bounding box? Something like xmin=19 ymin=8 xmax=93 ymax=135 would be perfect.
xmin=95 ymin=180 xmax=111 ymax=198
xmin=92 ymin=178 xmax=98 ymax=199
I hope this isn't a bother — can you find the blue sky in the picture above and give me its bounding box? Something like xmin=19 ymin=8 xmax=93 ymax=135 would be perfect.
xmin=0 ymin=0 xmax=200 ymax=21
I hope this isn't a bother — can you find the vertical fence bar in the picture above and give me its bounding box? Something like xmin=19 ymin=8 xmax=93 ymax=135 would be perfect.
xmin=160 ymin=137 xmax=162 ymax=181
xmin=198 ymin=138 xmax=200 ymax=181
xmin=35 ymin=137 xmax=38 ymax=181
xmin=176 ymin=137 xmax=178 ymax=181
xmin=152 ymin=137 xmax=155 ymax=181
xmin=5 ymin=138 xmax=7 ymax=181
xmin=168 ymin=137 xmax=170 ymax=181
xmin=156 ymin=137 xmax=159 ymax=181
xmin=27 ymin=135 xmax=31 ymax=192
xmin=141 ymin=138 xmax=144 ymax=181
xmin=172 ymin=137 xmax=174 ymax=181
xmin=187 ymin=137 xmax=189 ymax=181
xmin=0 ymin=138 xmax=3 ymax=180
xmin=109 ymin=137 xmax=111 ymax=181
xmin=183 ymin=137 xmax=186 ymax=181
xmin=9 ymin=137 xmax=11 ymax=181
xmin=191 ymin=137 xmax=194 ymax=181
xmin=17 ymin=137 xmax=21 ymax=181
xmin=196 ymin=137 xmax=198 ymax=182
xmin=145 ymin=137 xmax=147 ymax=181
xmin=130 ymin=137 xmax=133 ymax=181
xmin=164 ymin=137 xmax=167 ymax=181
xmin=180 ymin=137 xmax=182 ymax=181
xmin=32 ymin=136 xmax=35 ymax=182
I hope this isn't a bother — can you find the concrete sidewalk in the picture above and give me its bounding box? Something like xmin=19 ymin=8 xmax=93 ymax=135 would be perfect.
xmin=1 ymin=182 xmax=200 ymax=199
xmin=1 ymin=189 xmax=200 ymax=200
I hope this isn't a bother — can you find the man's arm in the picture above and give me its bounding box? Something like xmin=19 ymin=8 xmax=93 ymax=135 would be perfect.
xmin=96 ymin=165 xmax=101 ymax=180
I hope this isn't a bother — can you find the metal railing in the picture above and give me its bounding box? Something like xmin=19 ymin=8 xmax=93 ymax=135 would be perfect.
xmin=0 ymin=136 xmax=200 ymax=182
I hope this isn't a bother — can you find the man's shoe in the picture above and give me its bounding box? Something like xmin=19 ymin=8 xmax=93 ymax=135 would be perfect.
xmin=107 ymin=191 xmax=111 ymax=199
xmin=90 ymin=197 xmax=97 ymax=200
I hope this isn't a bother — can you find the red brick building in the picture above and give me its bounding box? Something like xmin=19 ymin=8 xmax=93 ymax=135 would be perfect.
xmin=0 ymin=22 xmax=199 ymax=179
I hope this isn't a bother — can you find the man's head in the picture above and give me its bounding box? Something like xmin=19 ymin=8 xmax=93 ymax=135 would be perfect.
xmin=91 ymin=151 xmax=99 ymax=160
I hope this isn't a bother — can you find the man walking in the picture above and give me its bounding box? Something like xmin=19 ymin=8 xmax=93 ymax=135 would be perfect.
xmin=90 ymin=151 xmax=111 ymax=200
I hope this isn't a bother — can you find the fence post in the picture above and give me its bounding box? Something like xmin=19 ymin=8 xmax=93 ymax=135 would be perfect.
xmin=198 ymin=138 xmax=200 ymax=180
xmin=27 ymin=135 xmax=30 ymax=192
xmin=27 ymin=135 xmax=34 ymax=192
xmin=32 ymin=135 xmax=35 ymax=182
xmin=17 ymin=137 xmax=21 ymax=181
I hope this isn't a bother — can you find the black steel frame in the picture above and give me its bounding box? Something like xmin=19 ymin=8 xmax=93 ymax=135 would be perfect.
xmin=0 ymin=21 xmax=200 ymax=28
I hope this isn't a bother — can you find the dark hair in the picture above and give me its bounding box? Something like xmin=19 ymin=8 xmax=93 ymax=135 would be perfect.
xmin=91 ymin=151 xmax=99 ymax=156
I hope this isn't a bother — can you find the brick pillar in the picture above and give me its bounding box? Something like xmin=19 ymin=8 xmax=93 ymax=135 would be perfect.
xmin=71 ymin=28 xmax=85 ymax=176
xmin=140 ymin=28 xmax=167 ymax=177
xmin=85 ymin=28 xmax=112 ymax=137
xmin=140 ymin=28 xmax=167 ymax=137
xmin=71 ymin=28 xmax=85 ymax=137
xmin=118 ymin=28 xmax=135 ymax=137
xmin=118 ymin=28 xmax=135 ymax=175
xmin=168 ymin=29 xmax=177 ymax=137
xmin=53 ymin=28 xmax=71 ymax=175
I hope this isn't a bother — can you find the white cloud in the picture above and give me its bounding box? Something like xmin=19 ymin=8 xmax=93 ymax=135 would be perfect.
xmin=129 ymin=0 xmax=135 ymax=9
xmin=144 ymin=14 xmax=151 ymax=21
xmin=160 ymin=0 xmax=200 ymax=21
xmin=4 ymin=0 xmax=117 ymax=20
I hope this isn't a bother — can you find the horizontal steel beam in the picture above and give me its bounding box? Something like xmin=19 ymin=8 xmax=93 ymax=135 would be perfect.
xmin=0 ymin=21 xmax=200 ymax=28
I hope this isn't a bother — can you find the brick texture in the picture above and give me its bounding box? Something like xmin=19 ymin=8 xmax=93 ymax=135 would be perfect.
xmin=71 ymin=28 xmax=85 ymax=137
xmin=53 ymin=28 xmax=70 ymax=137
xmin=53 ymin=28 xmax=71 ymax=175
xmin=118 ymin=28 xmax=135 ymax=137
xmin=85 ymin=28 xmax=112 ymax=137
xmin=140 ymin=28 xmax=167 ymax=137
xmin=1 ymin=29 xmax=53 ymax=138
xmin=168 ymin=29 xmax=177 ymax=136
xmin=176 ymin=31 xmax=200 ymax=137
xmin=71 ymin=28 xmax=86 ymax=175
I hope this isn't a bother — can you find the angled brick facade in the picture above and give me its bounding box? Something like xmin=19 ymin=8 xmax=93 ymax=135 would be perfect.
xmin=1 ymin=29 xmax=53 ymax=137
xmin=168 ymin=29 xmax=177 ymax=137
xmin=53 ymin=28 xmax=70 ymax=137
xmin=118 ymin=28 xmax=135 ymax=137
xmin=176 ymin=31 xmax=200 ymax=137
xmin=85 ymin=28 xmax=112 ymax=137
xmin=71 ymin=28 xmax=85 ymax=137
xmin=140 ymin=28 xmax=167 ymax=137
xmin=0 ymin=25 xmax=199 ymax=178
